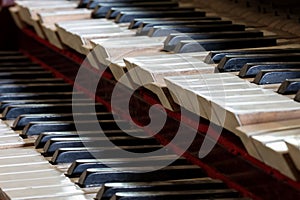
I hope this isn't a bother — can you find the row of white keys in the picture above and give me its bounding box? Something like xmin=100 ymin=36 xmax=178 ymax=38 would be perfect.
xmin=164 ymin=73 xmax=300 ymax=132
xmin=0 ymin=146 xmax=93 ymax=200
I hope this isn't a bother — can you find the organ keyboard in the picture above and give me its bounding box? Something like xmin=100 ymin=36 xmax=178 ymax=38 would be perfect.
xmin=0 ymin=0 xmax=300 ymax=199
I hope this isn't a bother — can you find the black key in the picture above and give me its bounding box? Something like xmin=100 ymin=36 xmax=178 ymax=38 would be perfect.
xmin=35 ymin=129 xmax=147 ymax=148
xmin=163 ymin=31 xmax=264 ymax=51
xmin=115 ymin=11 xmax=206 ymax=23
xmin=0 ymin=99 xmax=91 ymax=112
xmin=0 ymin=55 xmax=30 ymax=62
xmin=217 ymin=53 xmax=300 ymax=72
xmin=110 ymin=189 xmax=240 ymax=200
xmin=239 ymin=62 xmax=300 ymax=78
xmin=0 ymin=51 xmax=22 ymax=56
xmin=108 ymin=8 xmax=193 ymax=19
xmin=0 ymin=92 xmax=87 ymax=101
xmin=43 ymin=136 xmax=158 ymax=156
xmin=92 ymin=1 xmax=178 ymax=18
xmin=67 ymin=156 xmax=187 ymax=177
xmin=0 ymin=62 xmax=39 ymax=67
xmin=129 ymin=16 xmax=222 ymax=29
xmin=278 ymin=79 xmax=300 ymax=94
xmin=98 ymin=178 xmax=226 ymax=200
xmin=148 ymin=24 xmax=245 ymax=37
xmin=51 ymin=145 xmax=162 ymax=164
xmin=136 ymin=20 xmax=232 ymax=36
xmin=2 ymin=103 xmax=106 ymax=119
xmin=35 ymin=132 xmax=79 ymax=148
xmin=206 ymin=48 xmax=300 ymax=63
xmin=43 ymin=137 xmax=88 ymax=156
xmin=174 ymin=37 xmax=277 ymax=53
xmin=21 ymin=119 xmax=132 ymax=136
xmin=78 ymin=165 xmax=205 ymax=187
xmin=0 ymin=83 xmax=72 ymax=93
xmin=0 ymin=71 xmax=53 ymax=79
xmin=0 ymin=66 xmax=41 ymax=72
xmin=253 ymin=69 xmax=300 ymax=85
xmin=0 ymin=78 xmax=65 ymax=84
xmin=13 ymin=112 xmax=113 ymax=129
xmin=295 ymin=90 xmax=300 ymax=102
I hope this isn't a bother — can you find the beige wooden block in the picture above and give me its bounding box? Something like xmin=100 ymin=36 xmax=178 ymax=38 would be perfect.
xmin=9 ymin=6 xmax=26 ymax=29
xmin=236 ymin=119 xmax=300 ymax=157
xmin=109 ymin=62 xmax=136 ymax=89
xmin=285 ymin=136 xmax=300 ymax=171
xmin=41 ymin=24 xmax=64 ymax=48
xmin=144 ymin=83 xmax=178 ymax=111
xmin=252 ymin=132 xmax=300 ymax=181
xmin=164 ymin=77 xmax=197 ymax=114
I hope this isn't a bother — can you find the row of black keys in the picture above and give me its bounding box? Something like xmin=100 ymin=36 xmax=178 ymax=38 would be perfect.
xmin=0 ymin=52 xmax=249 ymax=200
xmin=74 ymin=0 xmax=278 ymax=53
xmin=70 ymin=0 xmax=300 ymax=95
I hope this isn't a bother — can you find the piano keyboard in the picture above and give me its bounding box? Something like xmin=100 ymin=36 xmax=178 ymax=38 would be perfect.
xmin=2 ymin=0 xmax=300 ymax=199
xmin=0 ymin=52 xmax=250 ymax=199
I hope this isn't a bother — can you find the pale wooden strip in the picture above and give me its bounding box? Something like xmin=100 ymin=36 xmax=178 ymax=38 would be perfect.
xmin=0 ymin=169 xmax=62 ymax=182
xmin=3 ymin=185 xmax=84 ymax=200
xmin=219 ymin=100 xmax=300 ymax=134
xmin=0 ymin=175 xmax=73 ymax=189
xmin=131 ymin=62 xmax=214 ymax=86
xmin=92 ymin=37 xmax=165 ymax=66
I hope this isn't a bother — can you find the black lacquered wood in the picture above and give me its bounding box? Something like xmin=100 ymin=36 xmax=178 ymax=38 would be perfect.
xmin=277 ymin=79 xmax=300 ymax=94
xmin=0 ymin=92 xmax=86 ymax=101
xmin=21 ymin=119 xmax=132 ymax=136
xmin=51 ymin=145 xmax=162 ymax=164
xmin=115 ymin=11 xmax=206 ymax=23
xmin=13 ymin=112 xmax=113 ymax=129
xmin=239 ymin=62 xmax=300 ymax=78
xmin=148 ymin=24 xmax=245 ymax=37
xmin=67 ymin=156 xmax=187 ymax=177
xmin=78 ymin=165 xmax=206 ymax=187
xmin=2 ymin=103 xmax=106 ymax=119
xmin=207 ymin=48 xmax=300 ymax=64
xmin=174 ymin=37 xmax=277 ymax=53
xmin=217 ymin=53 xmax=300 ymax=72
xmin=91 ymin=1 xmax=176 ymax=18
xmin=163 ymin=31 xmax=264 ymax=52
xmin=253 ymin=69 xmax=300 ymax=85
xmin=43 ymin=136 xmax=158 ymax=156
xmin=110 ymin=189 xmax=241 ymax=200
xmin=129 ymin=16 xmax=222 ymax=29
xmin=136 ymin=20 xmax=232 ymax=36
xmin=97 ymin=178 xmax=226 ymax=200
